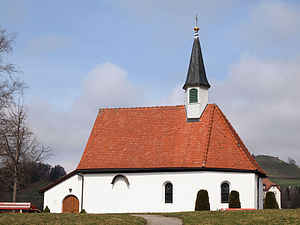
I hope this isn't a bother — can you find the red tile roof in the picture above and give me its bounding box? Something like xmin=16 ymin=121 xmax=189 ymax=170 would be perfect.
xmin=77 ymin=104 xmax=265 ymax=175
xmin=263 ymin=178 xmax=280 ymax=191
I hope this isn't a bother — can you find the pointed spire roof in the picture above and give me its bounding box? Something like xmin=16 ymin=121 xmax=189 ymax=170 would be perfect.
xmin=183 ymin=26 xmax=210 ymax=89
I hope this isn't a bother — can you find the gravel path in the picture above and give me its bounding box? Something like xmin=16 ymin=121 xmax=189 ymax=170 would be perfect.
xmin=133 ymin=214 xmax=183 ymax=225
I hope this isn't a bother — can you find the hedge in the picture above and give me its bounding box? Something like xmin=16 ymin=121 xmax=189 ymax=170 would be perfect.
xmin=229 ymin=190 xmax=241 ymax=208
xmin=264 ymin=191 xmax=279 ymax=209
xmin=195 ymin=189 xmax=210 ymax=211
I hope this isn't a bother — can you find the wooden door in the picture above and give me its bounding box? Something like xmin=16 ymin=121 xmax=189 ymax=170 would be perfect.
xmin=62 ymin=195 xmax=79 ymax=213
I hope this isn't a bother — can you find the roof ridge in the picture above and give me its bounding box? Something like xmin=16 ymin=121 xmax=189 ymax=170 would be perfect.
xmin=202 ymin=104 xmax=215 ymax=167
xmin=263 ymin=178 xmax=280 ymax=191
xmin=97 ymin=104 xmax=216 ymax=111
xmin=214 ymin=105 xmax=266 ymax=175
xmin=98 ymin=105 xmax=185 ymax=111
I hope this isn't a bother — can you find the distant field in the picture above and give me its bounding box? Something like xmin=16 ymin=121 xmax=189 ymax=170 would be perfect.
xmin=164 ymin=209 xmax=300 ymax=225
xmin=270 ymin=178 xmax=300 ymax=187
xmin=0 ymin=209 xmax=300 ymax=225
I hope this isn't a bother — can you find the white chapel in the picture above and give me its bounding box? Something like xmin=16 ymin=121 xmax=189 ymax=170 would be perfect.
xmin=40 ymin=25 xmax=266 ymax=213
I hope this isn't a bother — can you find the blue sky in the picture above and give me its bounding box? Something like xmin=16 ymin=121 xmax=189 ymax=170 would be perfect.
xmin=1 ymin=0 xmax=300 ymax=171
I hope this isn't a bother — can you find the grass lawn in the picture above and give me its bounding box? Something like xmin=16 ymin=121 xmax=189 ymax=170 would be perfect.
xmin=0 ymin=209 xmax=300 ymax=225
xmin=163 ymin=209 xmax=300 ymax=225
xmin=0 ymin=213 xmax=146 ymax=225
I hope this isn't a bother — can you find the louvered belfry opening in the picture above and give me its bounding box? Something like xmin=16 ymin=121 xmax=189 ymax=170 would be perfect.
xmin=189 ymin=88 xmax=198 ymax=103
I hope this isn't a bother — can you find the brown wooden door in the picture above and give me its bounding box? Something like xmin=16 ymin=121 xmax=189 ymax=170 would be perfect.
xmin=62 ymin=195 xmax=79 ymax=213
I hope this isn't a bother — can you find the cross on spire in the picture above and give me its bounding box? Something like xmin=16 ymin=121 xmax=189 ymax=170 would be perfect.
xmin=194 ymin=14 xmax=199 ymax=35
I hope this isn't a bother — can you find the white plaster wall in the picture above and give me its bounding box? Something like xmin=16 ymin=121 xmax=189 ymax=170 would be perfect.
xmin=44 ymin=171 xmax=262 ymax=213
xmin=43 ymin=174 xmax=82 ymax=213
xmin=185 ymin=86 xmax=208 ymax=119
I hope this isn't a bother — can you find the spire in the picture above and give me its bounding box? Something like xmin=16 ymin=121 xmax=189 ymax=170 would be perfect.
xmin=183 ymin=19 xmax=210 ymax=90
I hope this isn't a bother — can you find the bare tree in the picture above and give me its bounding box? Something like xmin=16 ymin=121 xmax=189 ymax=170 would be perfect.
xmin=288 ymin=157 xmax=297 ymax=166
xmin=0 ymin=27 xmax=24 ymax=111
xmin=0 ymin=26 xmax=47 ymax=202
xmin=0 ymin=103 xmax=51 ymax=202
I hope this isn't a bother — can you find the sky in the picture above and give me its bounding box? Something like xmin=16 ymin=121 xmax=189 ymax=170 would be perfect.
xmin=1 ymin=0 xmax=300 ymax=172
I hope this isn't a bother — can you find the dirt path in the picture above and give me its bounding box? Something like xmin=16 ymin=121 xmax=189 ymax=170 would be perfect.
xmin=133 ymin=214 xmax=183 ymax=225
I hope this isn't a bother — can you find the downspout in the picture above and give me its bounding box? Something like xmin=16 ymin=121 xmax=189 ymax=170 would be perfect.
xmin=77 ymin=173 xmax=84 ymax=211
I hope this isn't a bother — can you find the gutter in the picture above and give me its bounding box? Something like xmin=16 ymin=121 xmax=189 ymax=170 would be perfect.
xmin=77 ymin=173 xmax=84 ymax=211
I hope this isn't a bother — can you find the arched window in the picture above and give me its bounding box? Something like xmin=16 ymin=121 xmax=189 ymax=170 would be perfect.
xmin=165 ymin=182 xmax=173 ymax=203
xmin=189 ymin=88 xmax=198 ymax=103
xmin=221 ymin=182 xmax=230 ymax=203
xmin=111 ymin=174 xmax=130 ymax=188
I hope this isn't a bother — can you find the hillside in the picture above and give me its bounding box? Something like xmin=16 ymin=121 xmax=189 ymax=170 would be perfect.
xmin=255 ymin=155 xmax=300 ymax=186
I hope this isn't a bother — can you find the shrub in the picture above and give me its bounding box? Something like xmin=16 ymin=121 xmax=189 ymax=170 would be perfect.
xmin=80 ymin=209 xmax=87 ymax=213
xmin=264 ymin=191 xmax=279 ymax=209
xmin=195 ymin=189 xmax=210 ymax=211
xmin=43 ymin=206 xmax=50 ymax=213
xmin=229 ymin=190 xmax=241 ymax=208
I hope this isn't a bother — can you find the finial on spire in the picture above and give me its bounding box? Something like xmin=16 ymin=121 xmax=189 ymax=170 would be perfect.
xmin=194 ymin=14 xmax=199 ymax=36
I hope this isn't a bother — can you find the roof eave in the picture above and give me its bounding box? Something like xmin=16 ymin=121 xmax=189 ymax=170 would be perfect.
xmin=77 ymin=167 xmax=267 ymax=177
xmin=183 ymin=82 xmax=210 ymax=90
xmin=39 ymin=170 xmax=79 ymax=193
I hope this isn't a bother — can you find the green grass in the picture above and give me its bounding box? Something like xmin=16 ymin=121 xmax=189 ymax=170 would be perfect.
xmin=163 ymin=209 xmax=300 ymax=225
xmin=0 ymin=213 xmax=146 ymax=225
xmin=1 ymin=210 xmax=300 ymax=225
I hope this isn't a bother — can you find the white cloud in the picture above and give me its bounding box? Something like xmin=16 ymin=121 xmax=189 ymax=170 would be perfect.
xmin=160 ymin=84 xmax=184 ymax=106
xmin=240 ymin=1 xmax=300 ymax=53
xmin=28 ymin=62 xmax=143 ymax=172
xmin=73 ymin=62 xmax=142 ymax=113
xmin=211 ymin=55 xmax=300 ymax=165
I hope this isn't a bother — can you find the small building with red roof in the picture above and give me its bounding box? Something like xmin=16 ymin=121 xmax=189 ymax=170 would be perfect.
xmin=40 ymin=25 xmax=266 ymax=213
